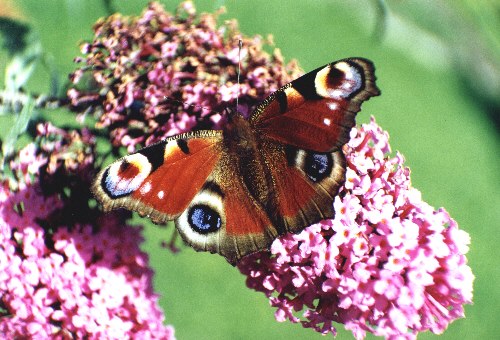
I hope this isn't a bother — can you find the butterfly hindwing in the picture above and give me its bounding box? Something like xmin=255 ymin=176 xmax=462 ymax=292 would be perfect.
xmin=259 ymin=140 xmax=346 ymax=234
xmin=250 ymin=58 xmax=379 ymax=152
xmin=175 ymin=159 xmax=279 ymax=264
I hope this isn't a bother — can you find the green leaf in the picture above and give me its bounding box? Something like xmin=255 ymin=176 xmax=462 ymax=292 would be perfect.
xmin=0 ymin=17 xmax=42 ymax=91
xmin=0 ymin=18 xmax=30 ymax=55
xmin=1 ymin=97 xmax=35 ymax=163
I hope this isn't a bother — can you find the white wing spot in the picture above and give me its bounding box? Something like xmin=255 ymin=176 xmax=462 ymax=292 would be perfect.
xmin=157 ymin=190 xmax=165 ymax=199
xmin=140 ymin=181 xmax=152 ymax=195
xmin=327 ymin=102 xmax=338 ymax=111
xmin=323 ymin=118 xmax=332 ymax=126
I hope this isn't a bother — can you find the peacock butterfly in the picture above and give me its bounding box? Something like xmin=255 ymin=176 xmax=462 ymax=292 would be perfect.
xmin=92 ymin=58 xmax=380 ymax=265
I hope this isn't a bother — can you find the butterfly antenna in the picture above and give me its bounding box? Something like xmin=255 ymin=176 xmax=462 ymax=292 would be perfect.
xmin=235 ymin=39 xmax=243 ymax=113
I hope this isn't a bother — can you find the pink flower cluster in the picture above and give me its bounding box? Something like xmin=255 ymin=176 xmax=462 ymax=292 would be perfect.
xmin=238 ymin=119 xmax=474 ymax=339
xmin=0 ymin=127 xmax=175 ymax=339
xmin=69 ymin=1 xmax=301 ymax=152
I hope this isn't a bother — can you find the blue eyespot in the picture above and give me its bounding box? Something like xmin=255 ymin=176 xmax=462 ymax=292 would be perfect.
xmin=188 ymin=204 xmax=221 ymax=234
xmin=304 ymin=152 xmax=332 ymax=182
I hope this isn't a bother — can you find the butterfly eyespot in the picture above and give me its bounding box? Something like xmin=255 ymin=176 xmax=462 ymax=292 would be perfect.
xmin=176 ymin=188 xmax=225 ymax=241
xmin=188 ymin=204 xmax=222 ymax=234
xmin=102 ymin=154 xmax=152 ymax=198
xmin=303 ymin=152 xmax=333 ymax=182
xmin=314 ymin=61 xmax=364 ymax=100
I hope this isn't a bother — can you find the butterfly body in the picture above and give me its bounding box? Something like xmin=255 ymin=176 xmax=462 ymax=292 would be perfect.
xmin=92 ymin=58 xmax=380 ymax=264
xmin=222 ymin=113 xmax=273 ymax=208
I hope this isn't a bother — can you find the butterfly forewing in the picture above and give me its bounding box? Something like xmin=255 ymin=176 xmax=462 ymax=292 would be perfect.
xmin=92 ymin=131 xmax=223 ymax=224
xmin=250 ymin=58 xmax=380 ymax=152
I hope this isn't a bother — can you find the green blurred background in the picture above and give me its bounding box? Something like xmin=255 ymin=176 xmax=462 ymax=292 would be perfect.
xmin=1 ymin=0 xmax=498 ymax=339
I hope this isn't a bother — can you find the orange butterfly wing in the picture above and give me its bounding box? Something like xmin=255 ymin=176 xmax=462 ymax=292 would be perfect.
xmin=259 ymin=141 xmax=346 ymax=234
xmin=92 ymin=131 xmax=223 ymax=224
xmin=250 ymin=58 xmax=379 ymax=152
xmin=245 ymin=58 xmax=379 ymax=241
